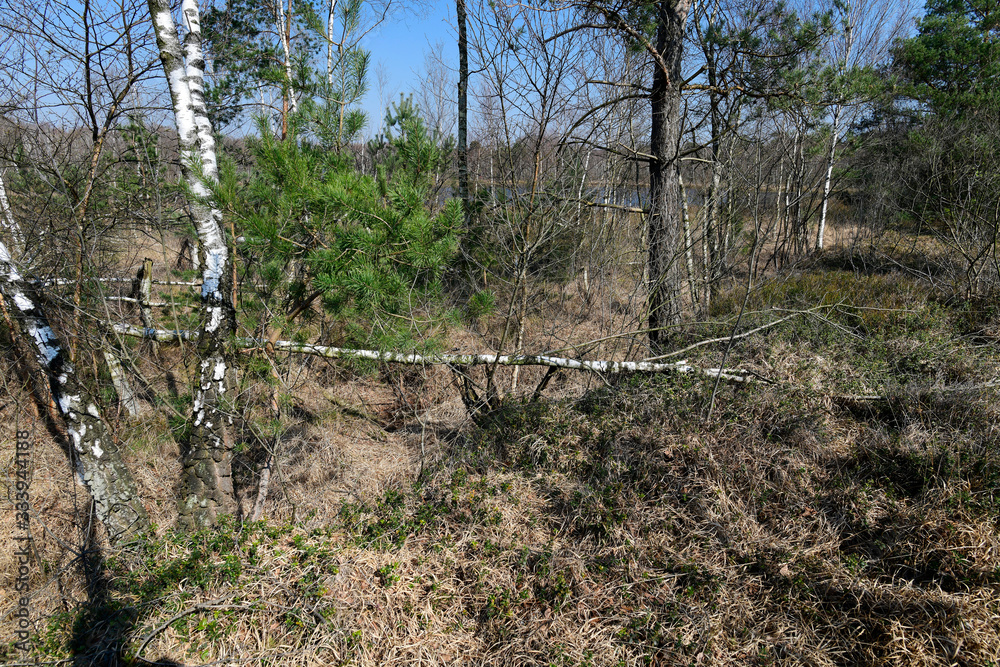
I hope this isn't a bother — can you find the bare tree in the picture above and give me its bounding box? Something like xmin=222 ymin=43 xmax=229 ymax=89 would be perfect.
xmin=0 ymin=177 xmax=148 ymax=543
xmin=529 ymin=0 xmax=693 ymax=350
xmin=467 ymin=0 xmax=597 ymax=395
xmin=815 ymin=0 xmax=908 ymax=250
xmin=0 ymin=0 xmax=162 ymax=357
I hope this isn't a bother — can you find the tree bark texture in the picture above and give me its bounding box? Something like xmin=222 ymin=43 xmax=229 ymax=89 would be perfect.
xmin=0 ymin=241 xmax=149 ymax=542
xmin=458 ymin=0 xmax=470 ymax=228
xmin=148 ymin=0 xmax=236 ymax=529
xmin=647 ymin=0 xmax=691 ymax=352
xmin=0 ymin=170 xmax=24 ymax=252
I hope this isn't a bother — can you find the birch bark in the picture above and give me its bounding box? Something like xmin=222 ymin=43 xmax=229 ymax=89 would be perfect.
xmin=0 ymin=234 xmax=148 ymax=542
xmin=112 ymin=323 xmax=758 ymax=382
xmin=0 ymin=170 xmax=24 ymax=252
xmin=816 ymin=20 xmax=854 ymax=251
xmin=816 ymin=105 xmax=841 ymax=251
xmin=277 ymin=0 xmax=297 ymax=139
xmin=147 ymin=0 xmax=237 ymax=529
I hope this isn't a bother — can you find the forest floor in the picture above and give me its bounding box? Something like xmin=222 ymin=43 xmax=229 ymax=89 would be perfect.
xmin=2 ymin=226 xmax=1000 ymax=666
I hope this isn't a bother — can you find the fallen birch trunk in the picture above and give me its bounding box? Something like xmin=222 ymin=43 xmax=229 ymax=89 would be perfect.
xmin=111 ymin=323 xmax=760 ymax=382
xmin=36 ymin=277 xmax=201 ymax=287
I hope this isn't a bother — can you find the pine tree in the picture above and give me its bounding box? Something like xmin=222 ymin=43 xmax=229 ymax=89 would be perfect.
xmin=218 ymin=106 xmax=460 ymax=351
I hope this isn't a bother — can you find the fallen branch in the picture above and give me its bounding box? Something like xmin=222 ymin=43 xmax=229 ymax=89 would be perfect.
xmin=111 ymin=323 xmax=763 ymax=383
xmin=133 ymin=595 xmax=240 ymax=663
xmin=271 ymin=340 xmax=758 ymax=381
xmin=835 ymin=378 xmax=1000 ymax=404
xmin=38 ymin=277 xmax=202 ymax=287
xmin=105 ymin=296 xmax=171 ymax=307
xmin=645 ymin=309 xmax=808 ymax=361
xmin=113 ymin=323 xmax=196 ymax=342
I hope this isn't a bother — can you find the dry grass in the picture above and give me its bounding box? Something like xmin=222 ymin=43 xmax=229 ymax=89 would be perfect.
xmin=11 ymin=372 xmax=998 ymax=666
xmin=3 ymin=239 xmax=1000 ymax=666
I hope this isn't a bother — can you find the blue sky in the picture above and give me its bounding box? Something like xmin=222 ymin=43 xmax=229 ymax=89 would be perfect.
xmin=359 ymin=2 xmax=456 ymax=136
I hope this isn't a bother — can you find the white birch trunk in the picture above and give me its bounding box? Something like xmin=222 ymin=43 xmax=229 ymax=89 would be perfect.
xmin=816 ymin=105 xmax=841 ymax=251
xmin=817 ymin=19 xmax=854 ymax=252
xmin=181 ymin=0 xmax=219 ymax=182
xmin=327 ymin=0 xmax=339 ymax=87
xmin=0 ymin=241 xmax=148 ymax=542
xmin=0 ymin=170 xmax=24 ymax=252
xmin=575 ymin=150 xmax=591 ymax=219
xmin=277 ymin=0 xmax=298 ymax=113
xmin=147 ymin=0 xmax=236 ymax=529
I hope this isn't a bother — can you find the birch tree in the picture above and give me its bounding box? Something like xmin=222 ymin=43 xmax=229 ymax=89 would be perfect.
xmin=0 ymin=170 xmax=22 ymax=252
xmin=815 ymin=0 xmax=908 ymax=250
xmin=0 ymin=180 xmax=148 ymax=543
xmin=147 ymin=0 xmax=237 ymax=529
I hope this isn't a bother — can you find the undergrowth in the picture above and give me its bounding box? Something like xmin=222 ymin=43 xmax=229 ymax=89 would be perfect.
xmin=8 ymin=266 xmax=1000 ymax=666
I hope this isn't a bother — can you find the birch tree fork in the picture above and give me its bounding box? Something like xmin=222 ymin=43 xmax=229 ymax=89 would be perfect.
xmin=148 ymin=0 xmax=237 ymax=529
xmin=0 ymin=229 xmax=148 ymax=542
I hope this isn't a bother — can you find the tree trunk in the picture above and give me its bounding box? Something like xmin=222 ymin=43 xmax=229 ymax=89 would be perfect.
xmin=647 ymin=0 xmax=691 ymax=352
xmin=457 ymin=0 xmax=470 ymax=229
xmin=700 ymin=8 xmax=722 ymax=312
xmin=793 ymin=125 xmax=805 ymax=254
xmin=680 ymin=173 xmax=697 ymax=307
xmin=817 ymin=16 xmax=854 ymax=252
xmin=277 ymin=0 xmax=297 ymax=140
xmin=104 ymin=347 xmax=140 ymax=417
xmin=816 ymin=104 xmax=841 ymax=251
xmin=148 ymin=0 xmax=237 ymax=529
xmin=135 ymin=257 xmax=158 ymax=356
xmin=0 ymin=170 xmax=23 ymax=251
xmin=706 ymin=156 xmax=721 ymax=309
xmin=0 ymin=240 xmax=149 ymax=543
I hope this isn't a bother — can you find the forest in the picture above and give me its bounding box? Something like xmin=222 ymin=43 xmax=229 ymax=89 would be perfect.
xmin=1 ymin=0 xmax=999 ymax=663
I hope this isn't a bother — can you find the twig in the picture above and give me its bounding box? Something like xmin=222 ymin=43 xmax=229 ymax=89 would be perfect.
xmin=133 ymin=595 xmax=239 ymax=662
xmin=531 ymin=366 xmax=560 ymax=402
xmin=644 ymin=309 xmax=814 ymax=361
